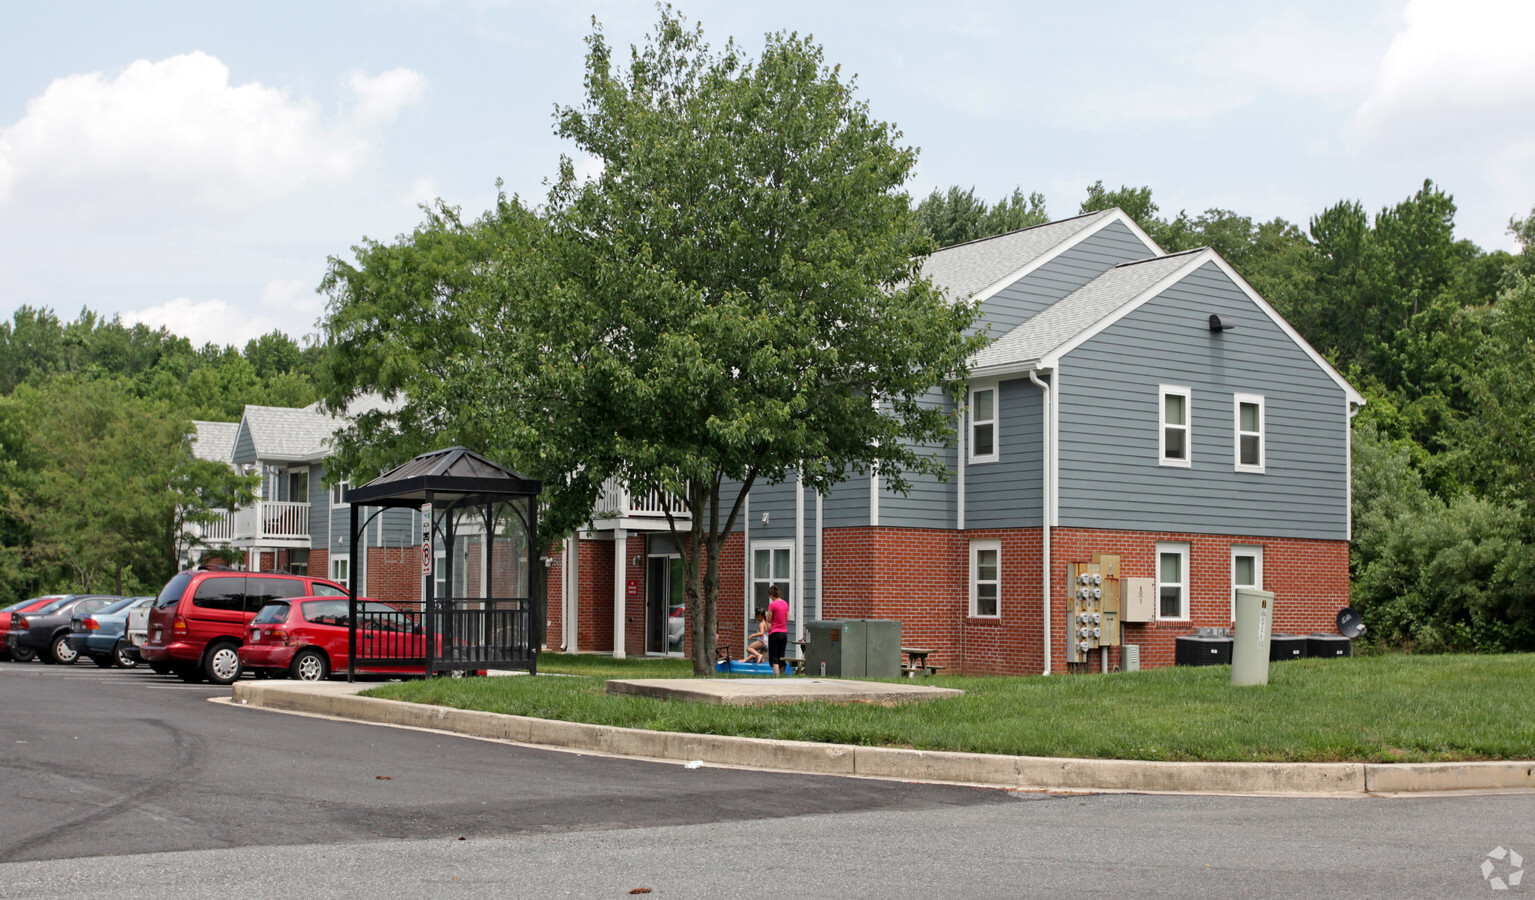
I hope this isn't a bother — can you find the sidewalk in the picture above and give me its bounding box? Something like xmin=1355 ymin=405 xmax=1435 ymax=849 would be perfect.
xmin=227 ymin=680 xmax=1535 ymax=797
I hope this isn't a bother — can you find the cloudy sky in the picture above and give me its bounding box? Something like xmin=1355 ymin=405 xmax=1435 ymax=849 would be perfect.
xmin=2 ymin=0 xmax=1531 ymax=348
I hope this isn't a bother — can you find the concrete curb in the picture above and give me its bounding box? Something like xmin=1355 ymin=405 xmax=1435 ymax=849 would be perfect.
xmin=229 ymin=682 xmax=1534 ymax=796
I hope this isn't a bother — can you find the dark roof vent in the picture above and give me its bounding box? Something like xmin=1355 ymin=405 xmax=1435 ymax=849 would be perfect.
xmin=1209 ymin=314 xmax=1236 ymax=332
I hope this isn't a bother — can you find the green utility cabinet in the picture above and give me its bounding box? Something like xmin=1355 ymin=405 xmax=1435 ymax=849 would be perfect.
xmin=803 ymin=619 xmax=902 ymax=678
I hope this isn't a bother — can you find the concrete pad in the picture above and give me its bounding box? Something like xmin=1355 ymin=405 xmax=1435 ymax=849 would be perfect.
xmin=605 ymin=677 xmax=963 ymax=706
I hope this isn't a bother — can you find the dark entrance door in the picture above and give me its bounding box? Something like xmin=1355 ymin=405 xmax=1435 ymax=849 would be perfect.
xmin=646 ymin=556 xmax=685 ymax=655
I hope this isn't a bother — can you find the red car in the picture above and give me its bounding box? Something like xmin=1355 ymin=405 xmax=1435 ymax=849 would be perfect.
xmin=1 ymin=596 xmax=66 ymax=662
xmin=240 ymin=596 xmax=426 ymax=682
xmin=139 ymin=568 xmax=348 ymax=684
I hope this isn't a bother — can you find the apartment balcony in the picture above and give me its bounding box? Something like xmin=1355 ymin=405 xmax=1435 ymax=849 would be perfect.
xmin=589 ymin=479 xmax=689 ymax=532
xmin=229 ymin=500 xmax=312 ymax=548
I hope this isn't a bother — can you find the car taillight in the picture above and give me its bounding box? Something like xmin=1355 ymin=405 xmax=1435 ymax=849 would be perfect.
xmin=13 ymin=616 xmax=26 ymax=629
xmin=270 ymin=629 xmax=289 ymax=644
xmin=83 ymin=617 xmax=100 ymax=631
xmin=172 ymin=616 xmax=188 ymax=637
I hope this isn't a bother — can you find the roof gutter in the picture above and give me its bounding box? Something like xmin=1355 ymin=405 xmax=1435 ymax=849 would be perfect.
xmin=1028 ymin=367 xmax=1053 ymax=676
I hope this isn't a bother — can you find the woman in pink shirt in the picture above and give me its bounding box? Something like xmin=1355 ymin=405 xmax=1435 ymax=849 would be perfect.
xmin=766 ymin=585 xmax=789 ymax=675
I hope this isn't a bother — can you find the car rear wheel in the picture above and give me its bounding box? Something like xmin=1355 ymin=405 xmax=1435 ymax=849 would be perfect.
xmin=114 ymin=640 xmax=137 ymax=668
xmin=204 ymin=643 xmax=242 ymax=685
xmin=12 ymin=645 xmax=36 ymax=663
xmin=290 ymin=648 xmax=329 ymax=682
xmin=49 ymin=634 xmax=78 ymax=665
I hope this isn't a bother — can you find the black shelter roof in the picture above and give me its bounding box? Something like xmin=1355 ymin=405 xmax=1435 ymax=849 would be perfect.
xmin=345 ymin=446 xmax=541 ymax=507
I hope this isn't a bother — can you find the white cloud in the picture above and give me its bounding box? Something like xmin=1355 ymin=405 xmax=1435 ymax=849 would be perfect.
xmin=404 ymin=176 xmax=440 ymax=209
xmin=348 ymin=68 xmax=425 ymax=125
xmin=0 ymin=52 xmax=424 ymax=215
xmin=122 ymin=278 xmax=322 ymax=348
xmin=1204 ymin=11 xmax=1390 ymax=97
xmin=1352 ymin=0 xmax=1535 ymax=149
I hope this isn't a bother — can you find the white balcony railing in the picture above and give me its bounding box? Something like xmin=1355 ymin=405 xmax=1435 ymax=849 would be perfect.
xmin=197 ymin=509 xmax=235 ymax=544
xmin=232 ymin=499 xmax=310 ymax=543
xmin=594 ymin=478 xmax=689 ymax=521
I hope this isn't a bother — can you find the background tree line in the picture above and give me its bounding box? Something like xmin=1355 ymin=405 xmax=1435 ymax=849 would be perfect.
xmin=0 ymin=310 xmax=313 ymax=600
xmin=918 ymin=179 xmax=1535 ymax=652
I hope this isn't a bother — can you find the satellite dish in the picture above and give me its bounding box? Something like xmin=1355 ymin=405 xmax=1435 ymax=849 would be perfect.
xmin=1336 ymin=607 xmax=1366 ymax=639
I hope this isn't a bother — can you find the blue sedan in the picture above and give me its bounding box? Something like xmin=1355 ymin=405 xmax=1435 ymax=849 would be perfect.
xmin=67 ymin=596 xmax=154 ymax=668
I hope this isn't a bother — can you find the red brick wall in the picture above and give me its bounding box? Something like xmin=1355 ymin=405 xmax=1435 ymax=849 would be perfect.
xmin=364 ymin=544 xmax=424 ymax=606
xmin=309 ymin=549 xmax=329 ymax=584
xmin=817 ymin=525 xmax=1349 ymax=676
xmin=541 ymin=531 xmax=747 ymax=659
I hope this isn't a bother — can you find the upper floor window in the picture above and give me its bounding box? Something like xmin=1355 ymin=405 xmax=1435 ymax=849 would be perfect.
xmin=1234 ymin=394 xmax=1265 ymax=473
xmin=1156 ymin=542 xmax=1189 ymax=621
xmin=1159 ymin=385 xmax=1191 ymax=467
xmin=329 ymin=479 xmax=351 ymax=507
xmin=970 ymin=386 xmax=997 ymax=463
xmin=970 ymin=539 xmax=1000 ymax=617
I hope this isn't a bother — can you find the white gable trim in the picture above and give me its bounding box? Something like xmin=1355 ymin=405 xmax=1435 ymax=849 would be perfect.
xmin=1036 ymin=251 xmax=1214 ymax=369
xmin=1036 ymin=250 xmax=1365 ymax=406
xmin=1202 ymin=253 xmax=1366 ymax=407
xmin=958 ymin=209 xmax=1163 ymax=308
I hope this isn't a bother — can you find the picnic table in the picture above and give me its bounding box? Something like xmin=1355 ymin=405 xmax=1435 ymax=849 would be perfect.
xmin=901 ymin=647 xmax=944 ymax=677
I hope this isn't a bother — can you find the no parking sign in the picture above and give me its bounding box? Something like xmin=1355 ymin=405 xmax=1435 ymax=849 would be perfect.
xmin=421 ymin=502 xmax=432 ymax=574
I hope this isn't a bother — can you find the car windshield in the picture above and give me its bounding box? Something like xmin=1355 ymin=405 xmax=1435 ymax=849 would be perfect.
xmin=34 ymin=597 xmax=78 ymax=615
xmin=251 ymin=603 xmax=291 ymax=625
xmin=95 ymin=597 xmax=139 ymax=616
xmin=156 ymin=573 xmax=193 ymax=608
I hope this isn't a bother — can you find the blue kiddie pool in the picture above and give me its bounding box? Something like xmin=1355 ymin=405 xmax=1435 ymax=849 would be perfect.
xmin=715 ymin=659 xmax=781 ymax=676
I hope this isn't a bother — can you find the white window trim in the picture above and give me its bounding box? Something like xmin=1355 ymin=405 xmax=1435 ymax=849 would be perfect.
xmin=750 ymin=540 xmax=795 ymax=624
xmin=1233 ymin=393 xmax=1266 ymax=473
xmin=1230 ymin=545 xmax=1264 ymax=623
xmin=1158 ymin=385 xmax=1192 ymax=468
xmin=969 ymin=539 xmax=1001 ymax=618
xmin=969 ymin=384 xmax=999 ymax=464
xmin=1156 ymin=542 xmax=1190 ymax=622
xmin=330 ymin=554 xmax=351 ymax=586
xmin=329 ymin=478 xmax=352 ymax=509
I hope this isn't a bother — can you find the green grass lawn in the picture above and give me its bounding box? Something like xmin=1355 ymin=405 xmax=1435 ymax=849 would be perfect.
xmin=360 ymin=652 xmax=1535 ymax=763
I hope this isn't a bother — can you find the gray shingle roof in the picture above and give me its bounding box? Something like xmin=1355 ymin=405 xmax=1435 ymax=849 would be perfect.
xmin=920 ymin=210 xmax=1116 ymax=301
xmin=971 ymin=250 xmax=1206 ymax=371
xmin=189 ymin=421 xmax=238 ymax=463
xmin=239 ymin=404 xmax=342 ymax=462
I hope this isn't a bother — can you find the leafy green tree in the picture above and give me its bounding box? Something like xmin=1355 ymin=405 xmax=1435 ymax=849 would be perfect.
xmin=244 ymin=330 xmax=305 ymax=380
xmin=321 ymin=10 xmax=982 ymax=673
xmin=3 ymin=377 xmax=255 ymax=594
xmin=913 ymin=185 xmax=1049 ymax=248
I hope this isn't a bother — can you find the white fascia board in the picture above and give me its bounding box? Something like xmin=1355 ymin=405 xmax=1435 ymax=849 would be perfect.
xmin=968 ymin=359 xmax=1042 ymax=381
xmin=1038 ymin=251 xmax=1216 ymax=370
xmin=1203 ymin=253 xmax=1366 ymax=408
xmin=958 ymin=209 xmax=1160 ymax=308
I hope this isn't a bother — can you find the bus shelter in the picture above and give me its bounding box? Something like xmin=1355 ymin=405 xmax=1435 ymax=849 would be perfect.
xmin=342 ymin=447 xmax=543 ymax=680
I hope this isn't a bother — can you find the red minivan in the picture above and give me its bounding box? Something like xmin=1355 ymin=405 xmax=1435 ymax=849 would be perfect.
xmin=138 ymin=568 xmax=348 ymax=684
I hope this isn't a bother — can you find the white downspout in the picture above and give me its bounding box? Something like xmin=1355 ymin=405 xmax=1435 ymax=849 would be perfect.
xmin=1029 ymin=369 xmax=1053 ymax=676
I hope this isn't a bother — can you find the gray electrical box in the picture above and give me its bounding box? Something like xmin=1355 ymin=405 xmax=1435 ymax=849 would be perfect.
xmin=803 ymin=619 xmax=902 ymax=678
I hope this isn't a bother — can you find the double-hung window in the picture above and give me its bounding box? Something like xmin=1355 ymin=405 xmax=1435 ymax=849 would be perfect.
xmin=1156 ymin=542 xmax=1189 ymax=621
xmin=969 ymin=386 xmax=997 ymax=463
xmin=1159 ymin=386 xmax=1191 ymax=467
xmin=1230 ymin=545 xmax=1263 ymax=622
xmin=970 ymin=540 xmax=1000 ymax=618
xmin=1234 ymin=394 xmax=1265 ymax=472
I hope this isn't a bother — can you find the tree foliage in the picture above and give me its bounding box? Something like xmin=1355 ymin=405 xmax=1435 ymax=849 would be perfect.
xmin=914 ymin=186 xmax=1049 ymax=248
xmin=321 ymin=9 xmax=982 ymax=673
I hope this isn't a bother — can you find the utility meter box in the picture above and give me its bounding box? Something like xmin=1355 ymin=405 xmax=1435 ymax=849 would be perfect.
xmin=803 ymin=619 xmax=902 ymax=678
xmin=1122 ymin=577 xmax=1154 ymax=623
